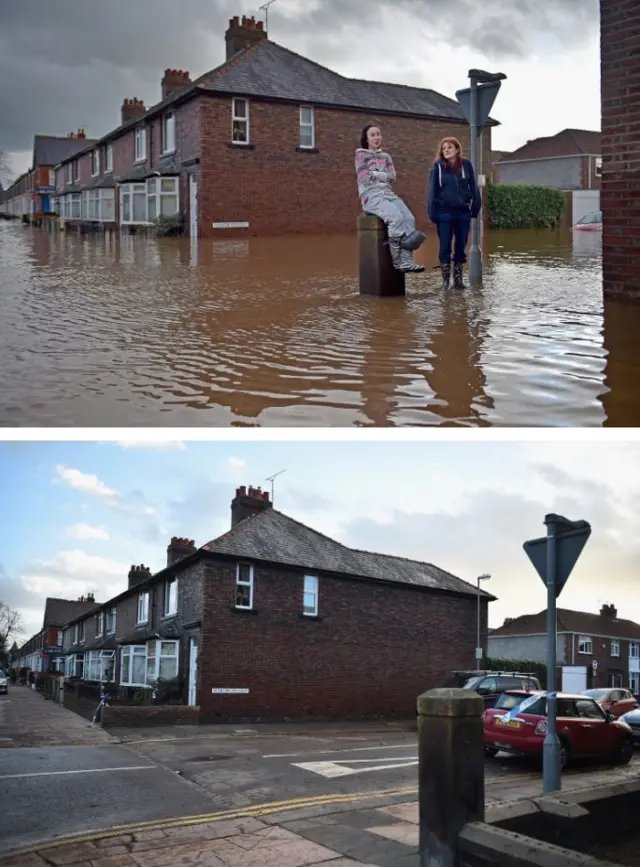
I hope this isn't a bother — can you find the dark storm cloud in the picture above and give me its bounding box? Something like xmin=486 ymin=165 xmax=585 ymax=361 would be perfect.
xmin=0 ymin=0 xmax=598 ymax=156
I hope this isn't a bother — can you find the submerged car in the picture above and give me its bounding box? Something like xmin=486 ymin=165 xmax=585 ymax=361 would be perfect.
xmin=573 ymin=211 xmax=603 ymax=231
xmin=581 ymin=688 xmax=638 ymax=719
xmin=619 ymin=707 xmax=640 ymax=744
xmin=483 ymin=690 xmax=634 ymax=769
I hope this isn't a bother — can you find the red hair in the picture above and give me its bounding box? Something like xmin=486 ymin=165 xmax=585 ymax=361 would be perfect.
xmin=437 ymin=137 xmax=463 ymax=171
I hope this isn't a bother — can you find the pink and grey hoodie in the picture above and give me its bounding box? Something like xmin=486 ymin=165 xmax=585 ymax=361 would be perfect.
xmin=355 ymin=148 xmax=397 ymax=199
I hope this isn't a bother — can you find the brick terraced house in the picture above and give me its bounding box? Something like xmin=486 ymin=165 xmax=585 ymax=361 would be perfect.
xmin=2 ymin=131 xmax=95 ymax=220
xmin=488 ymin=604 xmax=640 ymax=694
xmin=56 ymin=484 xmax=494 ymax=723
xmin=17 ymin=594 xmax=99 ymax=673
xmin=50 ymin=14 xmax=494 ymax=239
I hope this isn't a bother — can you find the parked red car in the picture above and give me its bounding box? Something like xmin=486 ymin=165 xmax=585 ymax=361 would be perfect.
xmin=581 ymin=688 xmax=638 ymax=719
xmin=484 ymin=690 xmax=634 ymax=769
xmin=572 ymin=211 xmax=603 ymax=232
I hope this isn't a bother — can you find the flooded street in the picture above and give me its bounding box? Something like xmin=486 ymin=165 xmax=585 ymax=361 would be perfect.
xmin=0 ymin=221 xmax=637 ymax=427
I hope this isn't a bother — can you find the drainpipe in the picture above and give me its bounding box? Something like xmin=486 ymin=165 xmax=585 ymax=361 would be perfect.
xmin=588 ymin=157 xmax=592 ymax=190
xmin=572 ymin=632 xmax=575 ymax=665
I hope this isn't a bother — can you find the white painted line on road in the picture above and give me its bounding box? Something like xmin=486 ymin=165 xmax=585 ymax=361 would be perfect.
xmin=263 ymin=743 xmax=414 ymax=759
xmin=293 ymin=759 xmax=419 ymax=779
xmin=0 ymin=765 xmax=154 ymax=780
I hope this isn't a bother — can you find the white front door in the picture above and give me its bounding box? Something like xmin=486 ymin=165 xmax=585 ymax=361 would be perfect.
xmin=189 ymin=174 xmax=198 ymax=239
xmin=188 ymin=638 xmax=198 ymax=706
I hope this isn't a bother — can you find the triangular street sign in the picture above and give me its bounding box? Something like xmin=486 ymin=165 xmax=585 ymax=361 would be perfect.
xmin=523 ymin=525 xmax=591 ymax=598
xmin=455 ymin=81 xmax=502 ymax=131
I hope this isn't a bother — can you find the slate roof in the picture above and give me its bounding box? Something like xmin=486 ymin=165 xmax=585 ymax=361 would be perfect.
xmin=32 ymin=135 xmax=97 ymax=168
xmin=200 ymin=41 xmax=471 ymax=122
xmin=202 ymin=509 xmax=493 ymax=599
xmin=42 ymin=597 xmax=99 ymax=629
xmin=499 ymin=129 xmax=600 ymax=162
xmin=490 ymin=608 xmax=640 ymax=641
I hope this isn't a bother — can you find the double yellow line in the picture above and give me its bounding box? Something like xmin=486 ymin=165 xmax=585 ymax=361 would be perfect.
xmin=1 ymin=785 xmax=419 ymax=858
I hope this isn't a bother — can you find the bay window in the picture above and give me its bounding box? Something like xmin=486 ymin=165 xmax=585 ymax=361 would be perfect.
xmin=120 ymin=645 xmax=146 ymax=687
xmin=147 ymin=639 xmax=179 ymax=684
xmin=67 ymin=653 xmax=84 ymax=678
xmin=119 ymin=178 xmax=179 ymax=225
xmin=70 ymin=193 xmax=81 ymax=220
xmin=85 ymin=650 xmax=114 ymax=681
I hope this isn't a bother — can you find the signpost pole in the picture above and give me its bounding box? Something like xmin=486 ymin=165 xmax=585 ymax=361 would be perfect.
xmin=543 ymin=517 xmax=561 ymax=793
xmin=468 ymin=76 xmax=482 ymax=285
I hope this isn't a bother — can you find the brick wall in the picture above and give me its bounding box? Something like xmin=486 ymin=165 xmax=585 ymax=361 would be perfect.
xmin=198 ymin=559 xmax=487 ymax=722
xmin=101 ymin=705 xmax=199 ymax=727
xmin=601 ymin=0 xmax=640 ymax=299
xmin=198 ymin=94 xmax=492 ymax=238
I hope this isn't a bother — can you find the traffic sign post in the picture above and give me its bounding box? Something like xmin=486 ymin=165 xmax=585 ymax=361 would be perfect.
xmin=455 ymin=70 xmax=506 ymax=286
xmin=523 ymin=513 xmax=591 ymax=795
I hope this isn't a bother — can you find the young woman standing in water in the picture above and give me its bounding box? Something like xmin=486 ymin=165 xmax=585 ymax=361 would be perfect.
xmin=355 ymin=124 xmax=426 ymax=273
xmin=427 ymin=137 xmax=481 ymax=289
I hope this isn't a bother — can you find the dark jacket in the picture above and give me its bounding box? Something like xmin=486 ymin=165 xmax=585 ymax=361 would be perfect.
xmin=427 ymin=158 xmax=481 ymax=221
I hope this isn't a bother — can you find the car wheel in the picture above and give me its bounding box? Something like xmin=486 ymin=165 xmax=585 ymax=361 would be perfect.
xmin=559 ymin=740 xmax=572 ymax=770
xmin=613 ymin=737 xmax=634 ymax=766
xmin=484 ymin=747 xmax=498 ymax=759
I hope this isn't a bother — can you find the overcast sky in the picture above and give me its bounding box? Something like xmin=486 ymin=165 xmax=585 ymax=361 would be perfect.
xmin=1 ymin=439 xmax=637 ymax=644
xmin=0 ymin=0 xmax=600 ymax=181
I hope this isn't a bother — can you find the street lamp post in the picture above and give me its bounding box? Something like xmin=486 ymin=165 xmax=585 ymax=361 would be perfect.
xmin=476 ymin=573 xmax=491 ymax=665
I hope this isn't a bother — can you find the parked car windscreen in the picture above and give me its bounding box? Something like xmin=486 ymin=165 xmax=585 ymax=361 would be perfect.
xmin=583 ymin=689 xmax=610 ymax=700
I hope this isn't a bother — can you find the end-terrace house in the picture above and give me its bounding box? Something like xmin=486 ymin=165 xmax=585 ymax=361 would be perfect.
xmin=52 ymin=14 xmax=495 ymax=239
xmin=3 ymin=131 xmax=94 ymax=220
xmin=18 ymin=594 xmax=98 ymax=673
xmin=59 ymin=484 xmax=494 ymax=722
xmin=488 ymin=604 xmax=640 ymax=694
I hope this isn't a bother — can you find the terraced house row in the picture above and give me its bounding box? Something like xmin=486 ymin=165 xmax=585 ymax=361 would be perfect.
xmin=1 ymin=13 xmax=493 ymax=238
xmin=15 ymin=484 xmax=492 ymax=723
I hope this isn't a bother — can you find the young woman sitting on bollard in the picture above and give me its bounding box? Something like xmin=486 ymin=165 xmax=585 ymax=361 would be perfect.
xmin=355 ymin=124 xmax=426 ymax=273
xmin=427 ymin=136 xmax=481 ymax=290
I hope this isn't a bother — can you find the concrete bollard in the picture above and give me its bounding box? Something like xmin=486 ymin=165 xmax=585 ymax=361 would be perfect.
xmin=418 ymin=688 xmax=485 ymax=867
xmin=357 ymin=213 xmax=405 ymax=297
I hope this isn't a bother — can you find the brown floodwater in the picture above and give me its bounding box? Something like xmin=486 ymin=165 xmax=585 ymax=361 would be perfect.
xmin=0 ymin=221 xmax=639 ymax=427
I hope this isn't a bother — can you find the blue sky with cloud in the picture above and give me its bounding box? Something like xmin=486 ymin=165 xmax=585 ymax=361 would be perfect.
xmin=1 ymin=439 xmax=638 ymax=642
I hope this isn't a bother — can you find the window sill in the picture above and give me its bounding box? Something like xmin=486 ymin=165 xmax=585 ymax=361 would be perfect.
xmin=161 ymin=613 xmax=177 ymax=621
xmin=134 ymin=159 xmax=146 ymax=165
xmin=296 ymin=147 xmax=319 ymax=154
xmin=227 ymin=143 xmax=255 ymax=150
xmin=136 ymin=621 xmax=149 ymax=628
xmin=231 ymin=606 xmax=258 ymax=615
xmin=299 ymin=613 xmax=322 ymax=621
xmin=161 ymin=149 xmax=177 ymax=157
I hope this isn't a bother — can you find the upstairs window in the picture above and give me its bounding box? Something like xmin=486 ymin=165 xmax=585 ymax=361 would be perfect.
xmin=578 ymin=635 xmax=593 ymax=655
xmin=235 ymin=563 xmax=253 ymax=609
xmin=106 ymin=607 xmax=116 ymax=634
xmin=611 ymin=639 xmax=620 ymax=657
xmin=162 ymin=112 xmax=176 ymax=153
xmin=95 ymin=611 xmax=104 ymax=636
xmin=595 ymin=157 xmax=602 ymax=178
xmin=299 ymin=106 xmax=315 ymax=149
xmin=105 ymin=144 xmax=113 ymax=173
xmin=134 ymin=126 xmax=147 ymax=162
xmin=137 ymin=591 xmax=149 ymax=624
xmin=67 ymin=163 xmax=73 ymax=184
xmin=163 ymin=578 xmax=178 ymax=617
xmin=232 ymin=98 xmax=250 ymax=145
xmin=303 ymin=575 xmax=318 ymax=616
xmin=91 ymin=149 xmax=100 ymax=176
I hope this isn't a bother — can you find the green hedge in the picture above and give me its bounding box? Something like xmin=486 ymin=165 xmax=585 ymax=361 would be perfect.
xmin=481 ymin=655 xmax=548 ymax=689
xmin=486 ymin=182 xmax=565 ymax=230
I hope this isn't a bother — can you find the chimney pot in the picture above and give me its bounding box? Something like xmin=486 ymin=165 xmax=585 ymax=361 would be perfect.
xmin=231 ymin=483 xmax=273 ymax=528
xmin=225 ymin=13 xmax=268 ymax=61
xmin=166 ymin=536 xmax=197 ymax=566
xmin=121 ymin=97 xmax=147 ymax=125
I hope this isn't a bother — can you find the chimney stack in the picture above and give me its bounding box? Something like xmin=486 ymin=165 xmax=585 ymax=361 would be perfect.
xmin=121 ymin=97 xmax=147 ymax=125
xmin=86 ymin=592 xmax=95 ymax=603
xmin=225 ymin=14 xmax=267 ymax=61
xmin=600 ymin=603 xmax=618 ymax=619
xmin=77 ymin=128 xmax=86 ymax=140
xmin=161 ymin=68 xmax=192 ymax=100
xmin=167 ymin=536 xmax=197 ymax=566
xmin=231 ymin=484 xmax=272 ymax=529
xmin=128 ymin=564 xmax=152 ymax=589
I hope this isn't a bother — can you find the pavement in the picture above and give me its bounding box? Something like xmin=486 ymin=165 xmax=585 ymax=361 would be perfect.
xmin=2 ymin=685 xmax=640 ymax=867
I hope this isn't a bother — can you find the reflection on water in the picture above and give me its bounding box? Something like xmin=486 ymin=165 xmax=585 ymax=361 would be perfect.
xmin=0 ymin=221 xmax=636 ymax=427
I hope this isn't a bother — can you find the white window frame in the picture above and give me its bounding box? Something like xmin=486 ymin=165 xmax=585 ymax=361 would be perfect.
xmin=57 ymin=630 xmax=63 ymax=646
xmin=299 ymin=106 xmax=315 ymax=149
xmin=611 ymin=638 xmax=620 ymax=657
xmin=235 ymin=563 xmax=254 ymax=609
xmin=106 ymin=607 xmax=116 ymax=634
xmin=231 ymin=98 xmax=250 ymax=145
xmin=68 ymin=653 xmax=84 ymax=678
xmin=595 ymin=157 xmax=603 ymax=178
xmin=631 ymin=672 xmax=640 ymax=694
xmin=48 ymin=169 xmax=55 ymax=187
xmin=162 ymin=112 xmax=176 ymax=154
xmin=137 ymin=591 xmax=149 ymax=624
xmin=630 ymin=642 xmax=640 ymax=659
xmin=120 ymin=645 xmax=147 ymax=687
xmin=146 ymin=639 xmax=179 ymax=684
xmin=134 ymin=126 xmax=147 ymax=163
xmin=79 ymin=621 xmax=85 ymax=644
xmin=578 ymin=635 xmax=593 ymax=655
xmin=163 ymin=577 xmax=178 ymax=617
xmin=73 ymin=624 xmax=79 ymax=644
xmin=74 ymin=160 xmax=80 ymax=183
xmin=119 ymin=179 xmax=179 ymax=226
xmin=67 ymin=163 xmax=73 ymax=184
xmin=303 ymin=574 xmax=319 ymax=616
xmin=91 ymin=149 xmax=100 ymax=177
xmin=105 ymin=144 xmax=113 ymax=173
xmin=96 ymin=611 xmax=104 ymax=637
